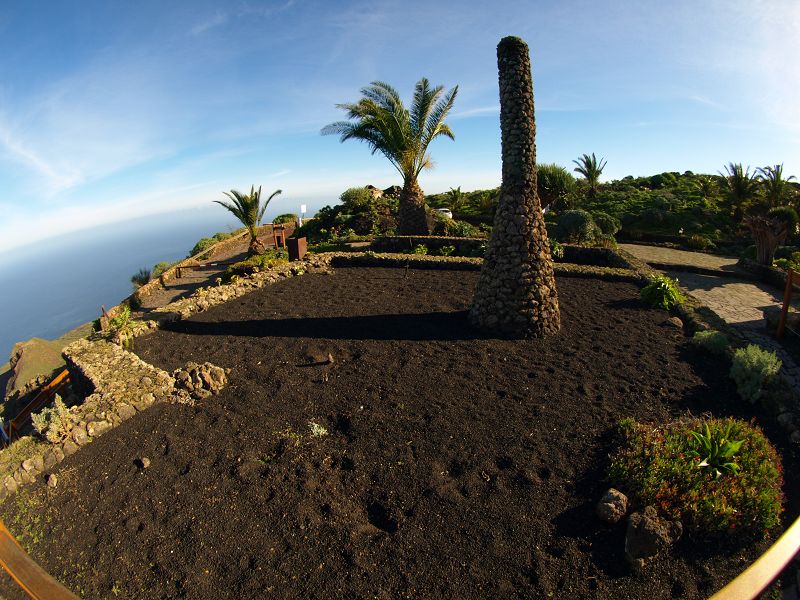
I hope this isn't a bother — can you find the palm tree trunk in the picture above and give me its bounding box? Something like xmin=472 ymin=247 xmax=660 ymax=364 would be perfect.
xmin=248 ymin=230 xmax=266 ymax=256
xmin=398 ymin=178 xmax=430 ymax=235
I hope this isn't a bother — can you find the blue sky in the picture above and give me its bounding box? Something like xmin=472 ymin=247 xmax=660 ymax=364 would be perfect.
xmin=0 ymin=0 xmax=798 ymax=252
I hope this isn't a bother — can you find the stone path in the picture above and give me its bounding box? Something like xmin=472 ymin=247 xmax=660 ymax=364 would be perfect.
xmin=618 ymin=243 xmax=740 ymax=271
xmin=622 ymin=244 xmax=800 ymax=391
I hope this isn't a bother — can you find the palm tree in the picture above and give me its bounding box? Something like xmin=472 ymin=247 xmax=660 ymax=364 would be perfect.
xmin=758 ymin=164 xmax=796 ymax=208
xmin=718 ymin=163 xmax=759 ymax=221
xmin=445 ymin=186 xmax=466 ymax=213
xmin=572 ymin=153 xmax=607 ymax=198
xmin=214 ymin=185 xmax=282 ymax=256
xmin=322 ymin=78 xmax=458 ymax=234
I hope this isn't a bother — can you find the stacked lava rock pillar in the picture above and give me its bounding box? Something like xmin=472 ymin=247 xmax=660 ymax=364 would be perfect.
xmin=469 ymin=36 xmax=560 ymax=337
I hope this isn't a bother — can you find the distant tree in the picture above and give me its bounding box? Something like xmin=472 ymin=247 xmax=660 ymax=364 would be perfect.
xmin=322 ymin=78 xmax=458 ymax=235
xmin=339 ymin=187 xmax=373 ymax=210
xmin=694 ymin=175 xmax=718 ymax=199
xmin=758 ymin=164 xmax=797 ymax=208
xmin=718 ymin=163 xmax=759 ymax=221
xmin=214 ymin=185 xmax=282 ymax=256
xmin=572 ymin=153 xmax=607 ymax=198
xmin=537 ymin=163 xmax=577 ymax=210
xmin=445 ymin=186 xmax=467 ymax=213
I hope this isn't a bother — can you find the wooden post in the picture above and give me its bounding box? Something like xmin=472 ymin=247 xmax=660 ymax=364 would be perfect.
xmin=777 ymin=269 xmax=794 ymax=339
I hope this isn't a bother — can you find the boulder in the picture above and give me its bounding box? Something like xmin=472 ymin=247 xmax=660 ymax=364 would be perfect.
xmin=625 ymin=506 xmax=683 ymax=569
xmin=596 ymin=488 xmax=629 ymax=524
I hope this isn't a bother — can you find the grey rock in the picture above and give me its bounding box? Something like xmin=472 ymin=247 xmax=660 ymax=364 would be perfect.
xmin=116 ymin=403 xmax=136 ymax=420
xmin=72 ymin=425 xmax=88 ymax=446
xmin=596 ymin=488 xmax=629 ymax=524
xmin=62 ymin=440 xmax=79 ymax=456
xmin=4 ymin=476 xmax=18 ymax=494
xmin=625 ymin=506 xmax=683 ymax=569
xmin=47 ymin=474 xmax=58 ymax=488
xmin=22 ymin=456 xmax=44 ymax=473
xmin=43 ymin=450 xmax=58 ymax=470
xmin=87 ymin=420 xmax=112 ymax=437
xmin=136 ymin=457 xmax=151 ymax=469
xmin=664 ymin=317 xmax=684 ymax=329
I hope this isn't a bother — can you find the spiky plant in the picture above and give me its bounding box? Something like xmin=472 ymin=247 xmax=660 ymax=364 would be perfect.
xmin=214 ymin=186 xmax=281 ymax=256
xmin=445 ymin=186 xmax=466 ymax=213
xmin=322 ymin=78 xmax=458 ymax=234
xmin=718 ymin=163 xmax=759 ymax=221
xmin=537 ymin=163 xmax=577 ymax=210
xmin=758 ymin=164 xmax=797 ymax=209
xmin=572 ymin=153 xmax=607 ymax=198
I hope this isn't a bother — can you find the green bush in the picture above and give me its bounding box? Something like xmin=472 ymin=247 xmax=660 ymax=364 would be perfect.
xmin=556 ymin=209 xmax=597 ymax=243
xmin=640 ymin=275 xmax=684 ymax=309
xmin=609 ymin=417 xmax=783 ymax=538
xmin=687 ymin=234 xmax=715 ymax=251
xmin=222 ymin=249 xmax=288 ymax=281
xmin=152 ymin=261 xmax=176 ymax=279
xmin=273 ymin=213 xmax=298 ymax=225
xmin=730 ymin=345 xmax=781 ymax=403
xmin=433 ymin=218 xmax=480 ymax=238
xmin=691 ymin=330 xmax=729 ymax=355
xmin=740 ymin=245 xmax=757 ymax=260
xmin=130 ymin=268 xmax=151 ymax=289
xmin=411 ymin=244 xmax=428 ymax=255
xmin=31 ymin=395 xmax=73 ymax=444
xmin=592 ymin=211 xmax=621 ymax=235
xmin=108 ymin=305 xmax=131 ymax=331
xmin=435 ymin=245 xmax=456 ymax=256
xmin=549 ymin=239 xmax=564 ymax=260
xmin=773 ymin=246 xmax=800 ymax=260
xmin=592 ymin=233 xmax=617 ymax=249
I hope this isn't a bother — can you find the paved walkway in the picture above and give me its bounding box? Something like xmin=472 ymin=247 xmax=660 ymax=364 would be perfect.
xmin=618 ymin=243 xmax=740 ymax=271
xmin=622 ymin=244 xmax=800 ymax=389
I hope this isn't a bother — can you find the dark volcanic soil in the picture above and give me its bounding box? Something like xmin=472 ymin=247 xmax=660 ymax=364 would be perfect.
xmin=0 ymin=267 xmax=794 ymax=599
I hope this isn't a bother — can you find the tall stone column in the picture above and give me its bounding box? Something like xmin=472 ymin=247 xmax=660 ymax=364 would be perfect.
xmin=469 ymin=36 xmax=560 ymax=337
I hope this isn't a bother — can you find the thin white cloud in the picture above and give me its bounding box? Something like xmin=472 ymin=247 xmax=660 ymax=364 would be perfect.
xmin=686 ymin=95 xmax=726 ymax=111
xmin=451 ymin=105 xmax=499 ymax=119
xmin=191 ymin=11 xmax=228 ymax=36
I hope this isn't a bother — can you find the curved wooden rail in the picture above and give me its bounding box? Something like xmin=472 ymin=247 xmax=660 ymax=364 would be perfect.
xmin=710 ymin=515 xmax=800 ymax=599
xmin=3 ymin=370 xmax=71 ymax=444
xmin=0 ymin=522 xmax=78 ymax=599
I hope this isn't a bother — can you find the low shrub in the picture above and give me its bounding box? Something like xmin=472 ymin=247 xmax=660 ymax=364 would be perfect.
xmin=592 ymin=233 xmax=617 ymax=249
xmin=273 ymin=213 xmax=298 ymax=225
xmin=130 ymin=268 xmax=151 ymax=289
xmin=687 ymin=234 xmax=715 ymax=251
xmin=640 ymin=274 xmax=684 ymax=309
xmin=189 ymin=232 xmax=233 ymax=258
xmin=152 ymin=262 xmax=174 ymax=279
xmin=767 ymin=206 xmax=799 ymax=237
xmin=222 ymin=249 xmax=289 ymax=281
xmin=435 ymin=245 xmax=456 ymax=257
xmin=433 ymin=218 xmax=480 ymax=238
xmin=308 ymin=241 xmax=352 ymax=253
xmin=31 ymin=395 xmax=73 ymax=443
xmin=609 ymin=417 xmax=783 ymax=538
xmin=411 ymin=244 xmax=429 ymax=255
xmin=691 ymin=330 xmax=729 ymax=355
xmin=549 ymin=239 xmax=564 ymax=260
xmin=592 ymin=211 xmax=621 ymax=235
xmin=730 ymin=345 xmax=781 ymax=403
xmin=556 ymin=209 xmax=597 ymax=243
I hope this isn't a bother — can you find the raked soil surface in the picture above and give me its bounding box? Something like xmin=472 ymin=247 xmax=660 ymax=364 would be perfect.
xmin=0 ymin=267 xmax=796 ymax=599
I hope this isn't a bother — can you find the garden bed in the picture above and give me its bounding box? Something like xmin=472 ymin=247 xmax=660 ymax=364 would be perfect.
xmin=0 ymin=267 xmax=796 ymax=598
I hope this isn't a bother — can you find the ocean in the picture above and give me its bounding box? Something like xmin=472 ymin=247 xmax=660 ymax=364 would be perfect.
xmin=0 ymin=204 xmax=320 ymax=363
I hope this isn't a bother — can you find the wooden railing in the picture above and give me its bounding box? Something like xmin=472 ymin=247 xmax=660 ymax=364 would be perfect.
xmin=0 ymin=521 xmax=78 ymax=599
xmin=710 ymin=515 xmax=800 ymax=599
xmin=2 ymin=369 xmax=70 ymax=444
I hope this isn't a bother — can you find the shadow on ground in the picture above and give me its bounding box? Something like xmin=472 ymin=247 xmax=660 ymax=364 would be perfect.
xmin=163 ymin=311 xmax=495 ymax=341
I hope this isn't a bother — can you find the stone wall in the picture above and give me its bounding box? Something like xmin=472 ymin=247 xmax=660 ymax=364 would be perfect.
xmin=370 ymin=236 xmax=486 ymax=256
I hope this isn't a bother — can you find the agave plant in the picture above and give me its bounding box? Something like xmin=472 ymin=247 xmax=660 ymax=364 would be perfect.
xmin=572 ymin=153 xmax=607 ymax=198
xmin=214 ymin=186 xmax=282 ymax=256
xmin=322 ymin=78 xmax=458 ymax=235
xmin=690 ymin=422 xmax=744 ymax=479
